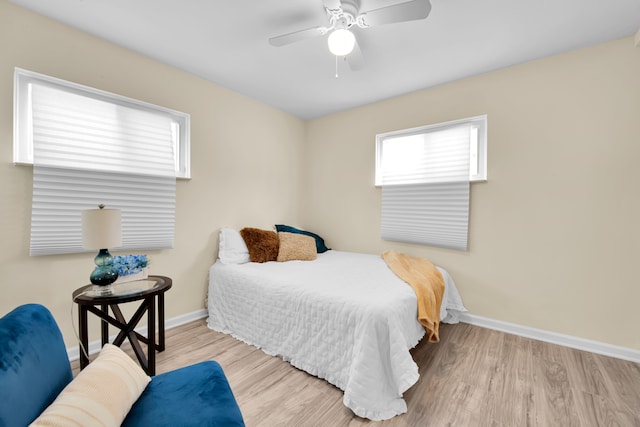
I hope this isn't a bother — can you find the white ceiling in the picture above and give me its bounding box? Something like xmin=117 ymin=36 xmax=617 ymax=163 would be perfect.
xmin=10 ymin=0 xmax=640 ymax=120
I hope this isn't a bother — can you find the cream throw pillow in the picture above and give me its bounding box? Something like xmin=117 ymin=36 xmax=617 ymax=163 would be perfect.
xmin=30 ymin=344 xmax=150 ymax=427
xmin=277 ymin=232 xmax=317 ymax=262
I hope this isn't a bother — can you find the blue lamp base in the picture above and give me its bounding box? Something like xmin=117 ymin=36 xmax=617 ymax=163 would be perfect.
xmin=90 ymin=248 xmax=119 ymax=286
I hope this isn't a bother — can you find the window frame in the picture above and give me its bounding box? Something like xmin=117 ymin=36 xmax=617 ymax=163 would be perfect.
xmin=375 ymin=115 xmax=487 ymax=186
xmin=13 ymin=67 xmax=191 ymax=179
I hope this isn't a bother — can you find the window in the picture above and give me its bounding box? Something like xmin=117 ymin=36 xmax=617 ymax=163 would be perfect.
xmin=13 ymin=68 xmax=190 ymax=255
xmin=375 ymin=115 xmax=487 ymax=250
xmin=375 ymin=115 xmax=486 ymax=186
xmin=14 ymin=68 xmax=190 ymax=179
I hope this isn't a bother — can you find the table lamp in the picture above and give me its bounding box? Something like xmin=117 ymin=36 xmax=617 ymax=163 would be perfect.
xmin=82 ymin=204 xmax=122 ymax=286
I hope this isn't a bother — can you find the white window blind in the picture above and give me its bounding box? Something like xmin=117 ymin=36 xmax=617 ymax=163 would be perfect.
xmin=23 ymin=72 xmax=178 ymax=256
xmin=14 ymin=68 xmax=190 ymax=178
xmin=31 ymin=168 xmax=175 ymax=255
xmin=376 ymin=116 xmax=486 ymax=185
xmin=380 ymin=125 xmax=471 ymax=185
xmin=378 ymin=117 xmax=486 ymax=251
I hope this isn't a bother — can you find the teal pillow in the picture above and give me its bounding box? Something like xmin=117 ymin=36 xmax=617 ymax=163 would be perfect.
xmin=275 ymin=225 xmax=330 ymax=253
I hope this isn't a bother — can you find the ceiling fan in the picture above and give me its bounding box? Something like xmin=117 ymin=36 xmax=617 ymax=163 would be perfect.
xmin=268 ymin=0 xmax=432 ymax=71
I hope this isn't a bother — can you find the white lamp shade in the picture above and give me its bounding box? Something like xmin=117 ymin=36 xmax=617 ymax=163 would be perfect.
xmin=82 ymin=208 xmax=122 ymax=249
xmin=328 ymin=29 xmax=356 ymax=56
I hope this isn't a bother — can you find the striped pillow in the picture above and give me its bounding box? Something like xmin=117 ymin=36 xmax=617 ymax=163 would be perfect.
xmin=30 ymin=344 xmax=150 ymax=427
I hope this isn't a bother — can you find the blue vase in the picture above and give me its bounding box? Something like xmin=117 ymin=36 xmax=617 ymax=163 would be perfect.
xmin=90 ymin=249 xmax=119 ymax=286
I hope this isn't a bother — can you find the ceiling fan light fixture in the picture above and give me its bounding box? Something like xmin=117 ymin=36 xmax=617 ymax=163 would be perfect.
xmin=328 ymin=28 xmax=355 ymax=56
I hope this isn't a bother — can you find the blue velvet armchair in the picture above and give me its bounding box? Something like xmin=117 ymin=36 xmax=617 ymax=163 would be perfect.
xmin=0 ymin=304 xmax=245 ymax=426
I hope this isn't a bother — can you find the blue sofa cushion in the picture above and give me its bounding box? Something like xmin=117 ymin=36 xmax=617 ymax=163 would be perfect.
xmin=123 ymin=360 xmax=245 ymax=427
xmin=0 ymin=304 xmax=73 ymax=426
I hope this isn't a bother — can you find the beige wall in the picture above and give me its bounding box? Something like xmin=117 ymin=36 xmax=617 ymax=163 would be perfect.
xmin=0 ymin=1 xmax=305 ymax=346
xmin=2 ymin=0 xmax=639 ymax=353
xmin=304 ymin=37 xmax=640 ymax=350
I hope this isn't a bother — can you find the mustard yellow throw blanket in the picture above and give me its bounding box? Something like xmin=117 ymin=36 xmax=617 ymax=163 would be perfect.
xmin=382 ymin=250 xmax=445 ymax=343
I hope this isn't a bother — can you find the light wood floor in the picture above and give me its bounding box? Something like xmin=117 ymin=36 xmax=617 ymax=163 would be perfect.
xmin=72 ymin=320 xmax=640 ymax=426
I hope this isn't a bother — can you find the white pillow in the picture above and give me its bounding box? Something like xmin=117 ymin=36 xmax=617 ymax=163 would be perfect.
xmin=218 ymin=227 xmax=250 ymax=264
xmin=30 ymin=344 xmax=150 ymax=427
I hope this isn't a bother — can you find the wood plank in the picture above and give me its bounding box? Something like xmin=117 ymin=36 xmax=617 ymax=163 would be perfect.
xmin=70 ymin=321 xmax=640 ymax=426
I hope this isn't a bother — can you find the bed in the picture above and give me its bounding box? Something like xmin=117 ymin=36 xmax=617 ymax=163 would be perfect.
xmin=207 ymin=230 xmax=467 ymax=421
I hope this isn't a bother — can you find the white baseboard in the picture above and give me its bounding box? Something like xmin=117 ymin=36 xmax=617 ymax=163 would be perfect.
xmin=67 ymin=309 xmax=639 ymax=364
xmin=459 ymin=313 xmax=640 ymax=364
xmin=66 ymin=308 xmax=208 ymax=361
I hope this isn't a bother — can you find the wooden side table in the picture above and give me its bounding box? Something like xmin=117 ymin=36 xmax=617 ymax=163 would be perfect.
xmin=72 ymin=275 xmax=172 ymax=376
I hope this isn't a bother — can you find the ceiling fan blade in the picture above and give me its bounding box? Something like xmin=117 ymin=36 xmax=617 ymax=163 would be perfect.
xmin=347 ymin=39 xmax=365 ymax=71
xmin=359 ymin=0 xmax=431 ymax=27
xmin=269 ymin=26 xmax=327 ymax=47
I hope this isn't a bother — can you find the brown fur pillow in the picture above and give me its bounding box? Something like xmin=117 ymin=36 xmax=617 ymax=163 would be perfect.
xmin=239 ymin=228 xmax=279 ymax=263
xmin=277 ymin=232 xmax=317 ymax=262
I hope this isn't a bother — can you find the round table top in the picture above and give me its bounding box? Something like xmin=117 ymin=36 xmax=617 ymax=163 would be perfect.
xmin=72 ymin=275 xmax=172 ymax=305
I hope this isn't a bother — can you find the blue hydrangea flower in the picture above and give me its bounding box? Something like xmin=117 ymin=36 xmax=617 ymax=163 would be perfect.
xmin=112 ymin=254 xmax=148 ymax=276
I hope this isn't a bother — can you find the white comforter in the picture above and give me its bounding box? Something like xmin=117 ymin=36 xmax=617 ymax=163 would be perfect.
xmin=207 ymin=251 xmax=466 ymax=420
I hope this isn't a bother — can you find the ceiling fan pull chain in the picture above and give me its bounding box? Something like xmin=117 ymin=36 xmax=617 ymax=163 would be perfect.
xmin=335 ymin=54 xmax=339 ymax=78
